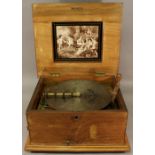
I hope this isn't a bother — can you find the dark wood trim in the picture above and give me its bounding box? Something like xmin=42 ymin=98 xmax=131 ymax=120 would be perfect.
xmin=52 ymin=21 xmax=103 ymax=62
xmin=116 ymin=89 xmax=128 ymax=111
xmin=26 ymin=78 xmax=44 ymax=112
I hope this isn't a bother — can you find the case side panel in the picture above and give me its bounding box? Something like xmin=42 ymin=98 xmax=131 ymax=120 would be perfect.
xmin=27 ymin=111 xmax=127 ymax=146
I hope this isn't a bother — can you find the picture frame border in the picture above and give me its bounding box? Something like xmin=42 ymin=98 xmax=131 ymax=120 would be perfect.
xmin=52 ymin=21 xmax=103 ymax=62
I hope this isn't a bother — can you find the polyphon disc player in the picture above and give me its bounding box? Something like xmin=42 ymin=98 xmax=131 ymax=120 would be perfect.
xmin=25 ymin=3 xmax=130 ymax=152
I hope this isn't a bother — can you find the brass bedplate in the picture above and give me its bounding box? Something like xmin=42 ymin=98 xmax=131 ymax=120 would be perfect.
xmin=37 ymin=80 xmax=118 ymax=111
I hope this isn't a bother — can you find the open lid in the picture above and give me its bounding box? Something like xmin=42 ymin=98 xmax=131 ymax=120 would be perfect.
xmin=32 ymin=3 xmax=122 ymax=78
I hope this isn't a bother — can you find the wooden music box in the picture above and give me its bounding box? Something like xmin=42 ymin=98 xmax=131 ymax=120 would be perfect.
xmin=25 ymin=3 xmax=130 ymax=152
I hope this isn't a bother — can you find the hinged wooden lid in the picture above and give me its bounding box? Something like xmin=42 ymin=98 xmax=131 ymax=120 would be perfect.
xmin=32 ymin=3 xmax=122 ymax=78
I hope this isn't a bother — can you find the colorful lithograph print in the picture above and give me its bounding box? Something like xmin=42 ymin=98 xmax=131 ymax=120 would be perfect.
xmin=52 ymin=22 xmax=102 ymax=61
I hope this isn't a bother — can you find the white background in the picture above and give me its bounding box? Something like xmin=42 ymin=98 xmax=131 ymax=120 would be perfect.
xmin=0 ymin=0 xmax=155 ymax=155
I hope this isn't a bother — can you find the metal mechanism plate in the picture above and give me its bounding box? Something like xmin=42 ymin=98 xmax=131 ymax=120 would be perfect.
xmin=38 ymin=80 xmax=113 ymax=111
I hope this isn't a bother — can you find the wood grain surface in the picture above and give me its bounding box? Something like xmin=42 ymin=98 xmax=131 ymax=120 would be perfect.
xmin=32 ymin=3 xmax=122 ymax=77
xmin=26 ymin=78 xmax=129 ymax=150
xmin=25 ymin=3 xmax=130 ymax=152
xmin=25 ymin=134 xmax=130 ymax=152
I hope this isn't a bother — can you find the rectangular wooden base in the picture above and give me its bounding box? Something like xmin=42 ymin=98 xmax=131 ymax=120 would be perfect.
xmin=25 ymin=134 xmax=130 ymax=152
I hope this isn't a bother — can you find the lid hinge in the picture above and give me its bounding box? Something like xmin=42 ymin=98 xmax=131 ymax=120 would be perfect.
xmin=95 ymin=72 xmax=106 ymax=77
xmin=49 ymin=72 xmax=60 ymax=77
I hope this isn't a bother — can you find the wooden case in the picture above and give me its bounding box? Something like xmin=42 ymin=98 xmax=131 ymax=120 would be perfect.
xmin=25 ymin=3 xmax=130 ymax=152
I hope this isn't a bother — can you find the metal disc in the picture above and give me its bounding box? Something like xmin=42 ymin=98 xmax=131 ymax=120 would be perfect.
xmin=43 ymin=80 xmax=113 ymax=111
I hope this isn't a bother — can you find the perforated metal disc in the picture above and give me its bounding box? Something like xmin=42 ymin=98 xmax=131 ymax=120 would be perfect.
xmin=44 ymin=80 xmax=113 ymax=111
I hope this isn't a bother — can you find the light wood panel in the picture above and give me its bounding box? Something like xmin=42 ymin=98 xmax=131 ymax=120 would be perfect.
xmin=32 ymin=3 xmax=122 ymax=77
xmin=32 ymin=3 xmax=122 ymax=23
